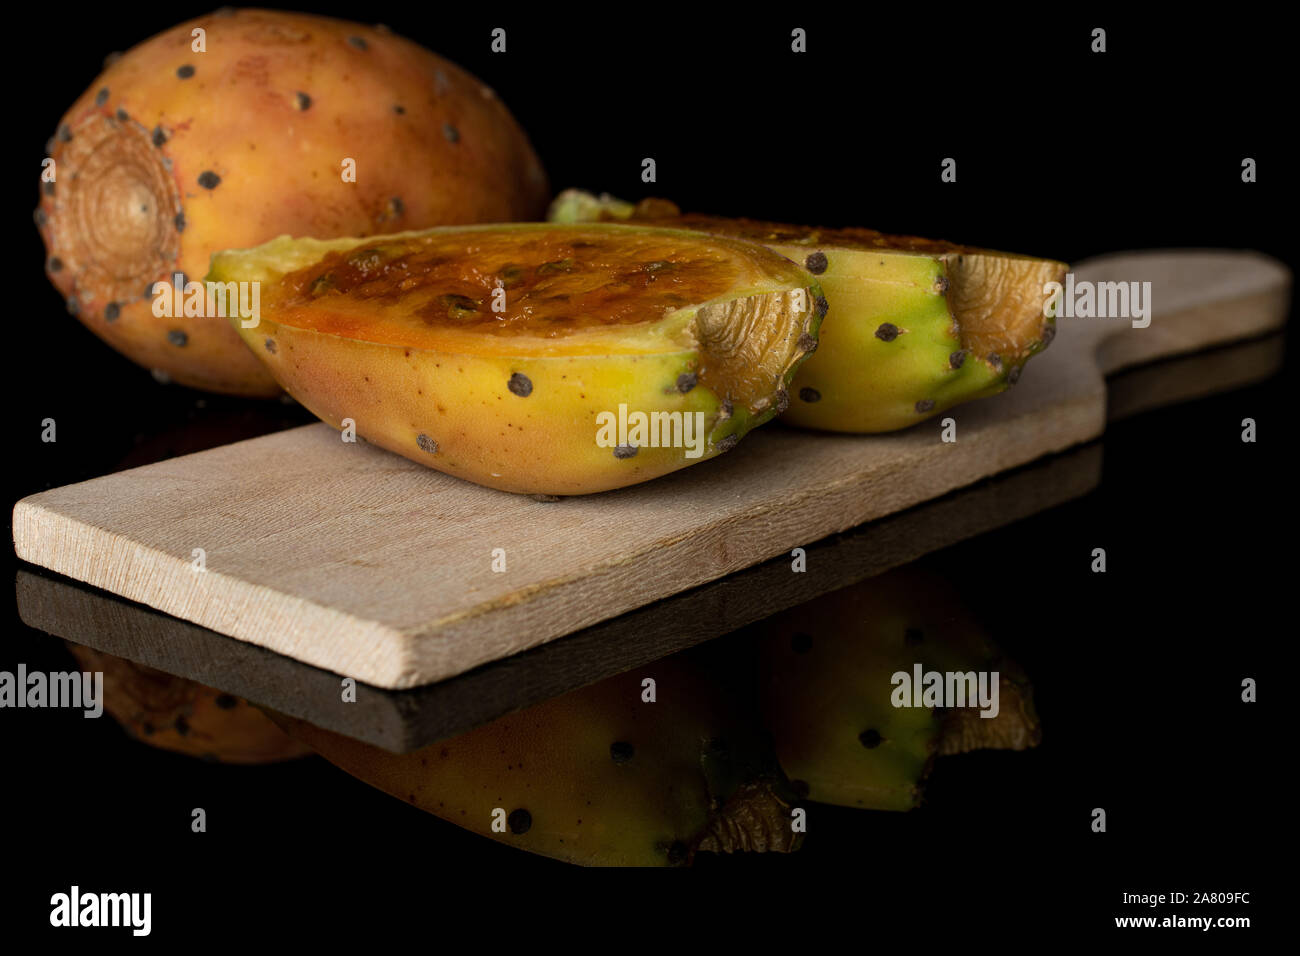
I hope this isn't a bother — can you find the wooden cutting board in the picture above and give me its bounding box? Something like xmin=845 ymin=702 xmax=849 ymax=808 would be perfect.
xmin=13 ymin=250 xmax=1290 ymax=689
xmin=17 ymin=442 xmax=1105 ymax=750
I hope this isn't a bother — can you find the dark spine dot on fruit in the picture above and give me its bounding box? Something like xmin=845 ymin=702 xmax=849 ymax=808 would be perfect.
xmin=507 ymin=372 xmax=533 ymax=397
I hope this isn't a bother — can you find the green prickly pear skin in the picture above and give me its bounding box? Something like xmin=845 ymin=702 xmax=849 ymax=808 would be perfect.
xmin=549 ymin=189 xmax=1066 ymax=432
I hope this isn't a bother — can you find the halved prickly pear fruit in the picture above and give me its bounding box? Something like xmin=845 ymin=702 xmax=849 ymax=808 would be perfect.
xmin=64 ymin=643 xmax=310 ymax=764
xmin=37 ymin=9 xmax=548 ymax=396
xmin=755 ymin=563 xmax=1040 ymax=810
xmin=267 ymin=648 xmax=802 ymax=867
xmin=210 ymin=223 xmax=824 ymax=495
xmin=550 ymin=190 xmax=1066 ymax=432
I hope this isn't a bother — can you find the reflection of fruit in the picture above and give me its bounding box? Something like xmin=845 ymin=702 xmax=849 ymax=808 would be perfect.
xmin=269 ymin=651 xmax=802 ymax=867
xmin=210 ymin=223 xmax=823 ymax=494
xmin=756 ymin=564 xmax=1040 ymax=810
xmin=550 ymin=190 xmax=1064 ymax=432
xmin=937 ymin=675 xmax=1040 ymax=756
xmin=64 ymin=643 xmax=310 ymax=764
xmin=37 ymin=9 xmax=548 ymax=396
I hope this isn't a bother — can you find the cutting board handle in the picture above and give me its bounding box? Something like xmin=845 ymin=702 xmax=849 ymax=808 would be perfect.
xmin=1069 ymin=249 xmax=1290 ymax=377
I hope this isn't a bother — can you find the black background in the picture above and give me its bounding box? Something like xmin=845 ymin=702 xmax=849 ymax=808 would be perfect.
xmin=3 ymin=3 xmax=1287 ymax=939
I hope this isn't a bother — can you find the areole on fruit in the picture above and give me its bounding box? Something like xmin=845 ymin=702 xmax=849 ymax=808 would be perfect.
xmin=50 ymin=113 xmax=182 ymax=310
xmin=210 ymin=222 xmax=823 ymax=495
xmin=550 ymin=189 xmax=1067 ymax=432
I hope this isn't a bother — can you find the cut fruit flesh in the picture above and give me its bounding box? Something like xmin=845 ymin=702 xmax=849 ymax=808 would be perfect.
xmin=549 ymin=190 xmax=1066 ymax=432
xmin=210 ymin=223 xmax=822 ymax=494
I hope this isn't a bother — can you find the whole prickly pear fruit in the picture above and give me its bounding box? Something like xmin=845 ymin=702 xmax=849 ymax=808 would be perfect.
xmin=37 ymin=9 xmax=548 ymax=395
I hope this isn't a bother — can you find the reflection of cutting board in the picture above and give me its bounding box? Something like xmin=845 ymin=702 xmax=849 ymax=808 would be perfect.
xmin=13 ymin=250 xmax=1291 ymax=689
